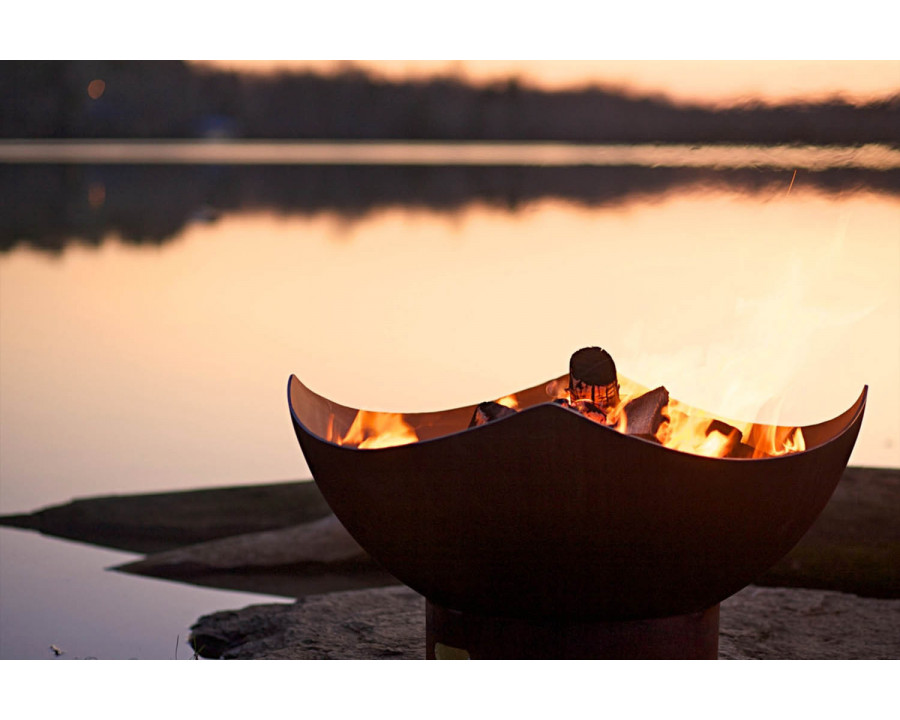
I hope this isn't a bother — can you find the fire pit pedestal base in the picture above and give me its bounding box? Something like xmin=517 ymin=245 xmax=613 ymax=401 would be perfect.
xmin=426 ymin=601 xmax=720 ymax=659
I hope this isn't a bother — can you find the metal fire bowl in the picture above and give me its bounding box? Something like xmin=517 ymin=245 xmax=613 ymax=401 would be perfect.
xmin=288 ymin=374 xmax=866 ymax=622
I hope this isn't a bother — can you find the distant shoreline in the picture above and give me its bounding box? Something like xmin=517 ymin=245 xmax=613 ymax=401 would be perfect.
xmin=4 ymin=62 xmax=898 ymax=146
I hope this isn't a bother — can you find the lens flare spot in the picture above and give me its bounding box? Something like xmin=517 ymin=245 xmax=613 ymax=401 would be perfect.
xmin=87 ymin=79 xmax=106 ymax=100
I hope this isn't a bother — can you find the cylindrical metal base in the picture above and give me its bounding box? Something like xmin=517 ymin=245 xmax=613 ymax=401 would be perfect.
xmin=426 ymin=601 xmax=720 ymax=659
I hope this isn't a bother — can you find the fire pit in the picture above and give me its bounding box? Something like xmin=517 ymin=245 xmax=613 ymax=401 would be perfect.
xmin=287 ymin=348 xmax=866 ymax=659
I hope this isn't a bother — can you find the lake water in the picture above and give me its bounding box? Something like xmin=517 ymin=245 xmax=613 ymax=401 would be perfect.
xmin=1 ymin=142 xmax=898 ymax=658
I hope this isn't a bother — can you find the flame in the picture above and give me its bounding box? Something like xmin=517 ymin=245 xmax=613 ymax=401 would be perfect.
xmin=335 ymin=410 xmax=418 ymax=449
xmin=746 ymin=423 xmax=806 ymax=458
xmin=574 ymin=376 xmax=645 ymax=433
xmin=325 ymin=370 xmax=806 ymax=459
xmin=564 ymin=376 xmax=806 ymax=460
xmin=545 ymin=379 xmax=569 ymax=400
xmin=698 ymin=429 xmax=737 ymax=457
xmin=653 ymin=400 xmax=742 ymax=458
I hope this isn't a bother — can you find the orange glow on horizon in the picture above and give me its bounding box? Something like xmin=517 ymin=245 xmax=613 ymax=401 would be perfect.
xmin=194 ymin=60 xmax=900 ymax=106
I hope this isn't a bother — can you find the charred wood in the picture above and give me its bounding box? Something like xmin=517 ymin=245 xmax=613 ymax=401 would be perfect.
xmin=730 ymin=443 xmax=762 ymax=459
xmin=568 ymin=347 xmax=620 ymax=412
xmin=469 ymin=401 xmax=518 ymax=428
xmin=622 ymin=386 xmax=669 ymax=436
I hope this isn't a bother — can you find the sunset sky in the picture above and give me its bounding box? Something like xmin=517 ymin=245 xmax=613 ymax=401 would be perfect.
xmin=199 ymin=60 xmax=900 ymax=107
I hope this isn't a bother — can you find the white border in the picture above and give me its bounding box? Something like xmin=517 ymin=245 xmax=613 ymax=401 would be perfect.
xmin=3 ymin=2 xmax=899 ymax=59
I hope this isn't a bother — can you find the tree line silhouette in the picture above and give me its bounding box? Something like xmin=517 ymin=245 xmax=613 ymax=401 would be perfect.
xmin=2 ymin=162 xmax=898 ymax=253
xmin=2 ymin=61 xmax=898 ymax=144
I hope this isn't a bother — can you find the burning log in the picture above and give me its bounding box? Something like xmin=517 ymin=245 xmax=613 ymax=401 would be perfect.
xmin=568 ymin=347 xmax=620 ymax=410
xmin=469 ymin=401 xmax=518 ymax=428
xmin=567 ymin=347 xmax=621 ymax=424
xmin=701 ymin=419 xmax=742 ymax=458
xmin=729 ymin=443 xmax=759 ymax=460
xmin=622 ymin=386 xmax=669 ymax=436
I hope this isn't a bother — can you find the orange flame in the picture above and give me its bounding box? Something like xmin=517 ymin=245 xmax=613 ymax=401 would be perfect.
xmin=746 ymin=422 xmax=806 ymax=458
xmin=566 ymin=376 xmax=805 ymax=460
xmin=336 ymin=410 xmax=418 ymax=449
xmin=654 ymin=400 xmax=741 ymax=458
xmin=326 ymin=371 xmax=805 ymax=459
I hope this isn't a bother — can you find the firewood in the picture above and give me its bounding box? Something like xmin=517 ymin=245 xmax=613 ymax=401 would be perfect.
xmin=568 ymin=347 xmax=620 ymax=410
xmin=730 ymin=443 xmax=761 ymax=459
xmin=704 ymin=419 xmax=742 ymax=457
xmin=706 ymin=419 xmax=739 ymax=438
xmin=622 ymin=386 xmax=669 ymax=436
xmin=469 ymin=401 xmax=517 ymax=428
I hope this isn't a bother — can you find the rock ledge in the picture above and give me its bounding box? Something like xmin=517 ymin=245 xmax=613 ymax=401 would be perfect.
xmin=190 ymin=584 xmax=900 ymax=660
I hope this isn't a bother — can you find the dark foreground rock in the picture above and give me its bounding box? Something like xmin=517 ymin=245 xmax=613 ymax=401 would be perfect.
xmin=717 ymin=586 xmax=900 ymax=660
xmin=115 ymin=515 xmax=400 ymax=599
xmin=117 ymin=515 xmax=369 ymax=575
xmin=191 ymin=586 xmax=425 ymax=660
xmin=190 ymin=584 xmax=900 ymax=660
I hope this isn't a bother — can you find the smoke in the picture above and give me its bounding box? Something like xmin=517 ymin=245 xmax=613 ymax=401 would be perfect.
xmin=619 ymin=212 xmax=879 ymax=425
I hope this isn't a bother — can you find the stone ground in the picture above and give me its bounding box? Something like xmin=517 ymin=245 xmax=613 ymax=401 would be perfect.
xmin=189 ymin=584 xmax=900 ymax=660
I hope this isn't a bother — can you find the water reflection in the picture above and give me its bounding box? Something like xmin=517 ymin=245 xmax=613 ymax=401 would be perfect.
xmin=2 ymin=147 xmax=900 ymax=253
xmin=1 ymin=188 xmax=897 ymax=517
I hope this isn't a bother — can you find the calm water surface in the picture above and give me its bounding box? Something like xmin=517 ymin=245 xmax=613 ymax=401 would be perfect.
xmin=1 ymin=144 xmax=898 ymax=658
xmin=0 ymin=528 xmax=290 ymax=660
